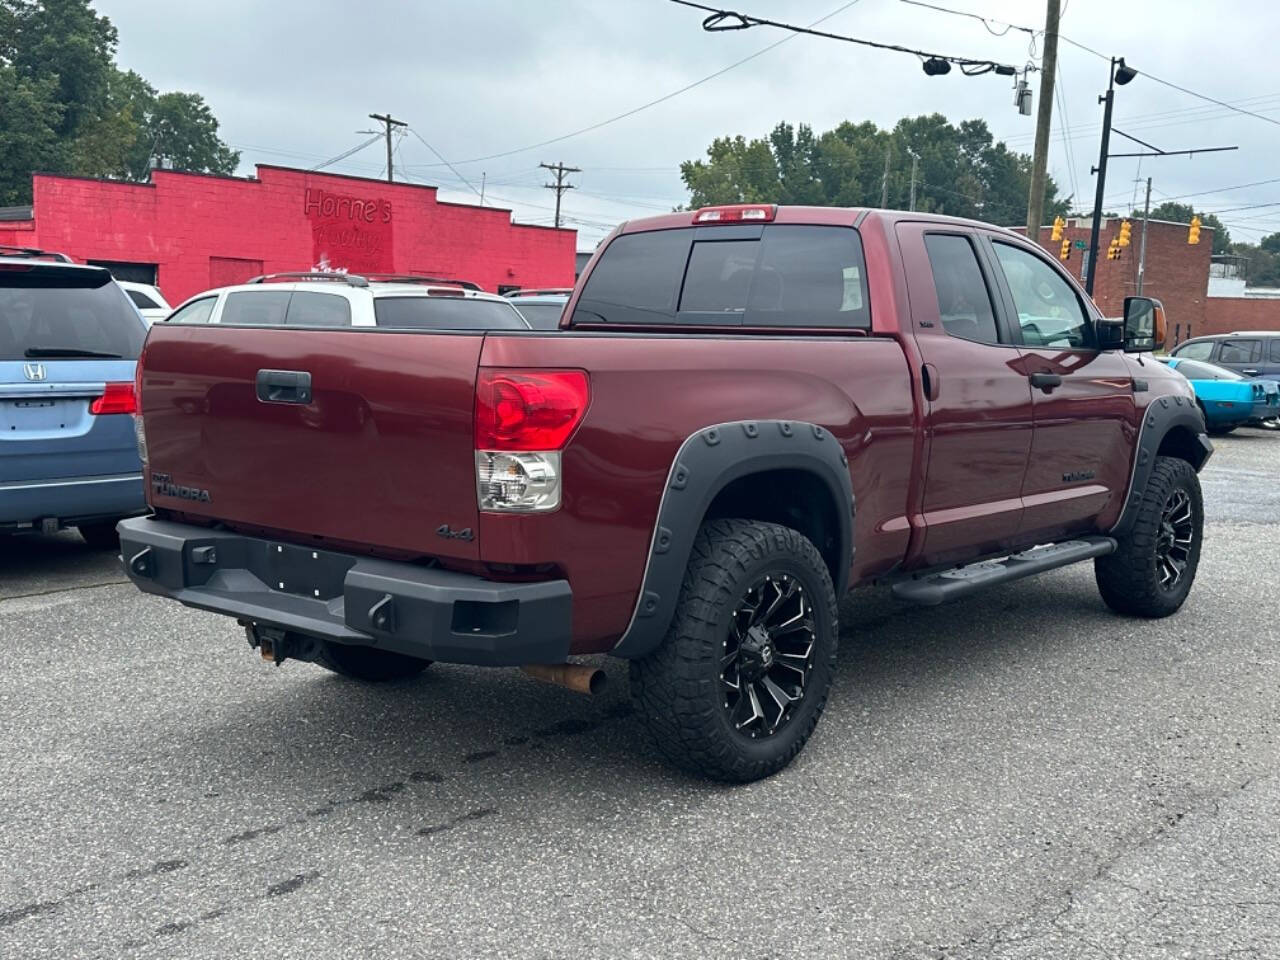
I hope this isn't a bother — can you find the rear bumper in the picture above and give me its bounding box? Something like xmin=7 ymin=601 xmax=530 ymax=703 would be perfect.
xmin=117 ymin=517 xmax=572 ymax=666
xmin=0 ymin=472 xmax=144 ymax=527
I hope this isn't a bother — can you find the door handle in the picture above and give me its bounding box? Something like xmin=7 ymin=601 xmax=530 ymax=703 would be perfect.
xmin=1028 ymin=372 xmax=1063 ymax=393
xmin=1242 ymin=369 xmax=1260 ymax=376
xmin=255 ymin=369 xmax=312 ymax=405
xmin=921 ymin=362 xmax=940 ymax=401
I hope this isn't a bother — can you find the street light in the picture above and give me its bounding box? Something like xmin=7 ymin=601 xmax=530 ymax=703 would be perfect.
xmin=1085 ymin=56 xmax=1138 ymax=296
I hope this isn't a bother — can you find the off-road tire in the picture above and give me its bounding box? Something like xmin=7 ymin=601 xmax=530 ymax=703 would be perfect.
xmin=315 ymin=642 xmax=432 ymax=682
xmin=1095 ymin=456 xmax=1203 ymax=618
xmin=77 ymin=520 xmax=122 ymax=550
xmin=629 ymin=519 xmax=838 ymax=782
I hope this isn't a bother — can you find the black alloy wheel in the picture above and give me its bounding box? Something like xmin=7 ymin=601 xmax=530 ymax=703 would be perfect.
xmin=1154 ymin=488 xmax=1195 ymax=591
xmin=721 ymin=573 xmax=816 ymax=739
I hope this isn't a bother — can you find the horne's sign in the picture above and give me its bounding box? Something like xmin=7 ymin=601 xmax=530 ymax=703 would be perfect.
xmin=303 ymin=186 xmax=394 ymax=274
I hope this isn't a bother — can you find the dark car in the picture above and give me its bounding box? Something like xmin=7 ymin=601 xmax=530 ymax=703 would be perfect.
xmin=1170 ymin=331 xmax=1280 ymax=381
xmin=119 ymin=205 xmax=1211 ymax=781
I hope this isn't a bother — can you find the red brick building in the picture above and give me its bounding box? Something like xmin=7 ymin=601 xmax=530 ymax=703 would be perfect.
xmin=0 ymin=165 xmax=576 ymax=304
xmin=1025 ymin=217 xmax=1214 ymax=343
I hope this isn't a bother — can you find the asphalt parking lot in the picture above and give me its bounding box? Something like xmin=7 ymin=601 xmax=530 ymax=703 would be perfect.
xmin=2 ymin=431 xmax=1278 ymax=960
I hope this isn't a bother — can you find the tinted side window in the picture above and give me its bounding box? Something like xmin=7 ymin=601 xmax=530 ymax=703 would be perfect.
xmin=127 ymin=289 xmax=160 ymax=309
xmin=285 ymin=292 xmax=351 ymax=327
xmin=1219 ymin=339 xmax=1261 ymax=363
xmin=923 ymin=234 xmax=1000 ymax=344
xmin=1271 ymin=339 xmax=1280 ymax=363
xmin=991 ymin=241 xmax=1093 ymax=349
xmin=749 ymin=225 xmax=870 ymax=328
xmin=373 ymin=297 xmax=528 ymax=330
xmin=1172 ymin=340 xmax=1214 ymax=361
xmin=220 ymin=291 xmax=291 ymax=326
xmin=573 ymin=230 xmax=691 ymax=325
xmin=167 ymin=297 xmax=216 ymax=325
xmin=511 ymin=302 xmax=565 ymax=330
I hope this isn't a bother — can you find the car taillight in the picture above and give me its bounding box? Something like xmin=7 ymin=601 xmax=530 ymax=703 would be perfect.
xmin=89 ymin=382 xmax=136 ymax=415
xmin=133 ymin=347 xmax=147 ymax=463
xmin=474 ymin=369 xmax=589 ymax=512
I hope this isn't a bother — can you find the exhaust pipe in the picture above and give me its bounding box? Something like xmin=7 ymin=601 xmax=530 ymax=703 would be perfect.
xmin=521 ymin=663 xmax=606 ymax=696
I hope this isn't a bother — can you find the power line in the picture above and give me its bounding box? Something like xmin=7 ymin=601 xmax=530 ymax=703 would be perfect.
xmin=541 ymin=162 xmax=582 ymax=228
xmin=670 ymin=0 xmax=1022 ymax=76
xmin=1056 ymin=35 xmax=1280 ymax=129
xmin=310 ymin=134 xmax=383 ymax=172
xmin=367 ymin=113 xmax=407 ymax=182
xmin=403 ymin=0 xmax=863 ymax=169
xmin=407 ymin=128 xmax=484 ymax=199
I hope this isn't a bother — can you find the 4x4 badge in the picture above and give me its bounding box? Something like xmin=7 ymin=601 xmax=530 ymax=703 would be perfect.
xmin=22 ymin=362 xmax=46 ymax=382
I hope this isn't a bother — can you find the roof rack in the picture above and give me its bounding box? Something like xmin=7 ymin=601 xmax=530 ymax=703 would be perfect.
xmin=245 ymin=271 xmax=369 ymax=287
xmin=363 ymin=274 xmax=482 ymax=291
xmin=0 ymin=244 xmax=74 ymax=264
xmin=504 ymin=287 xmax=574 ymax=298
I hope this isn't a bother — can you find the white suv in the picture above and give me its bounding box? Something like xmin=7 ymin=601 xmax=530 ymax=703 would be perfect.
xmin=162 ymin=273 xmax=531 ymax=330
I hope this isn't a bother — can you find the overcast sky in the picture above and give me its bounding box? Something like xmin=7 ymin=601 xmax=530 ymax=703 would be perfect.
xmin=97 ymin=0 xmax=1280 ymax=250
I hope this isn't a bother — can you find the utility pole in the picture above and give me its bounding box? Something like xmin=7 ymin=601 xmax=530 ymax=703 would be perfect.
xmin=880 ymin=143 xmax=892 ymax=208
xmin=909 ymin=154 xmax=919 ymax=212
xmin=480 ymin=172 xmax=486 ymax=206
xmin=1025 ymin=0 xmax=1061 ymax=240
xmin=369 ymin=112 xmax=407 ymax=183
xmin=1136 ymin=176 xmax=1152 ymax=295
xmin=1085 ymin=62 xmax=1121 ymax=296
xmin=541 ymin=161 xmax=581 ymax=228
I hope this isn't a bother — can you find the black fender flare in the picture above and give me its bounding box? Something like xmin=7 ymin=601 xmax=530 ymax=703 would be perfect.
xmin=611 ymin=420 xmax=854 ymax=660
xmin=1111 ymin=394 xmax=1213 ymax=537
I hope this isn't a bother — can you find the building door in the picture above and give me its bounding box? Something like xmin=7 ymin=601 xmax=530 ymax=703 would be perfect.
xmin=87 ymin=260 xmax=157 ymax=285
xmin=209 ymin=257 xmax=264 ymax=288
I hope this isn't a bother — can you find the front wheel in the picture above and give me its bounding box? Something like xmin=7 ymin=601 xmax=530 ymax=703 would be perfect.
xmin=629 ymin=519 xmax=838 ymax=782
xmin=1095 ymin=456 xmax=1203 ymax=618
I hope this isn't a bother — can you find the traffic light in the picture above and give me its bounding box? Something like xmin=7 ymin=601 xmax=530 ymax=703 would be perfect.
xmin=1107 ymin=238 xmax=1123 ymax=261
xmin=1188 ymin=215 xmax=1202 ymax=245
xmin=1060 ymin=237 xmax=1071 ymax=261
xmin=1118 ymin=219 xmax=1132 ymax=247
xmin=1051 ymin=216 xmax=1065 ymax=242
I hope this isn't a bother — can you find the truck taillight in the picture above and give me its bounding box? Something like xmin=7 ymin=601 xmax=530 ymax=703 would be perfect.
xmin=89 ymin=382 xmax=136 ymax=415
xmin=133 ymin=346 xmax=147 ymax=463
xmin=474 ymin=369 xmax=589 ymax=513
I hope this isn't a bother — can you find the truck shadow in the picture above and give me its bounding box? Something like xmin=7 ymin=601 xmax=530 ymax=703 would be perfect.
xmin=179 ymin=570 xmax=1116 ymax=830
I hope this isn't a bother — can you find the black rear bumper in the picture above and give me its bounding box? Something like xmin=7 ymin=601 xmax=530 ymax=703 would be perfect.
xmin=117 ymin=517 xmax=572 ymax=666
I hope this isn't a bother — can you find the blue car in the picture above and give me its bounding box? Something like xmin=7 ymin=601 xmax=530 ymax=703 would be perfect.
xmin=1161 ymin=356 xmax=1280 ymax=435
xmin=1 ymin=248 xmax=147 ymax=547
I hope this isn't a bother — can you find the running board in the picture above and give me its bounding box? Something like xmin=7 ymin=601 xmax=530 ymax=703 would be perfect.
xmin=890 ymin=536 xmax=1117 ymax=606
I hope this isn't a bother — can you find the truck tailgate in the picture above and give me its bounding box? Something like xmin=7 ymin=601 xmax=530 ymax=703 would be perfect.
xmin=140 ymin=325 xmax=483 ymax=560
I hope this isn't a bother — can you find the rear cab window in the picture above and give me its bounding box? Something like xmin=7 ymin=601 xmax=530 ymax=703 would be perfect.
xmin=573 ymin=224 xmax=870 ymax=328
xmin=0 ymin=267 xmax=144 ymax=360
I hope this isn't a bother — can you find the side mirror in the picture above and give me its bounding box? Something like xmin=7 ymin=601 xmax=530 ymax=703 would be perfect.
xmin=1122 ymin=296 xmax=1166 ymax=353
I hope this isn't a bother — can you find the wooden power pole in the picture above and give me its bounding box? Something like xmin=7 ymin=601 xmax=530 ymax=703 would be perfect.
xmin=369 ymin=112 xmax=407 ymax=183
xmin=1025 ymin=0 xmax=1061 ymax=241
xmin=541 ymin=161 xmax=580 ymax=228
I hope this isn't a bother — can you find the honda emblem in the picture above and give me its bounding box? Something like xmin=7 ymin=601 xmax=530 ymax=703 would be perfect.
xmin=23 ymin=362 xmax=46 ymax=382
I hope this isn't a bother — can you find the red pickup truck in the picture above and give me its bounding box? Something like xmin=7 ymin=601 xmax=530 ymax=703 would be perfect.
xmin=119 ymin=205 xmax=1211 ymax=781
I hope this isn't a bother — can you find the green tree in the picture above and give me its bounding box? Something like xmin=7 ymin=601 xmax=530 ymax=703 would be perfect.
xmin=0 ymin=0 xmax=239 ymax=203
xmin=1146 ymin=201 xmax=1231 ymax=255
xmin=680 ymin=116 xmax=1069 ymax=225
xmin=1259 ymin=232 xmax=1280 ymax=254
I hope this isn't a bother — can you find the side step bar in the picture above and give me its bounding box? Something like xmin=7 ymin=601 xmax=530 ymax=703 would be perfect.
xmin=890 ymin=536 xmax=1117 ymax=606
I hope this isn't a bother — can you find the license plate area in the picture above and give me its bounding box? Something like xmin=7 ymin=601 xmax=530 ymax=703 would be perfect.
xmin=1 ymin=397 xmax=88 ymax=436
xmin=263 ymin=542 xmax=355 ymax=600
